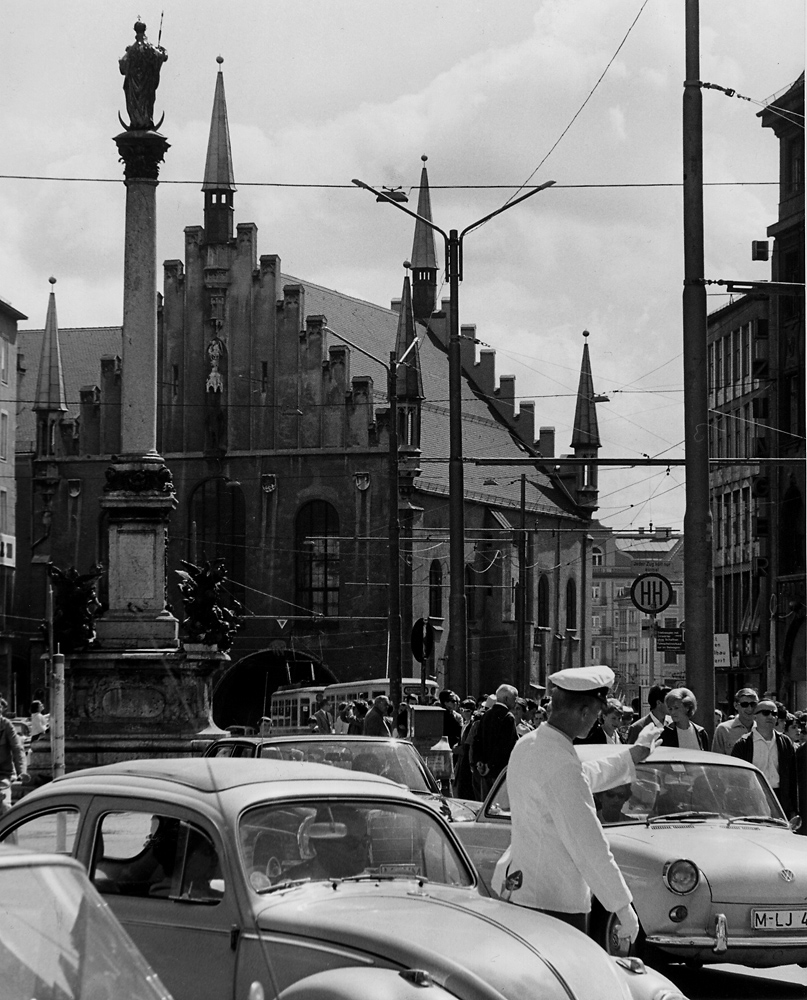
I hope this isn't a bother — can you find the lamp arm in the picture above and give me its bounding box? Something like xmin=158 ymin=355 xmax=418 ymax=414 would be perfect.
xmin=459 ymin=180 xmax=556 ymax=241
xmin=352 ymin=179 xmax=449 ymax=246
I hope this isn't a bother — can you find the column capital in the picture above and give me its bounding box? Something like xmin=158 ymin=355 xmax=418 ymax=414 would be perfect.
xmin=114 ymin=130 xmax=170 ymax=182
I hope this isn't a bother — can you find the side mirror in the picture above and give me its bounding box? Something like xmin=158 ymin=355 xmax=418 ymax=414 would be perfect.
xmin=789 ymin=816 xmax=802 ymax=833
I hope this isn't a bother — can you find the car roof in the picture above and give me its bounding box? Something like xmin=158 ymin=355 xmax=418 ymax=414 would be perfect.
xmin=40 ymin=757 xmax=414 ymax=798
xmin=575 ymin=744 xmax=756 ymax=768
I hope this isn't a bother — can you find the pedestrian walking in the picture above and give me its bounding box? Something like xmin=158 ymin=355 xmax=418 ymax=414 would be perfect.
xmin=625 ymin=685 xmax=670 ymax=744
xmin=732 ymin=699 xmax=797 ymax=818
xmin=492 ymin=666 xmax=653 ymax=943
xmin=0 ymin=696 xmax=26 ymax=816
xmin=471 ymin=684 xmax=519 ymax=799
xmin=657 ymin=688 xmax=709 ymax=751
xmin=310 ymin=694 xmax=333 ymax=734
xmin=712 ymin=688 xmax=758 ymax=754
xmin=452 ymin=698 xmax=478 ymax=799
xmin=347 ymin=700 xmax=367 ymax=735
xmin=362 ymin=696 xmax=392 ymax=736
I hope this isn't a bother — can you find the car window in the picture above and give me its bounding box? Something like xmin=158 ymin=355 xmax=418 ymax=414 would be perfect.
xmin=240 ymin=799 xmax=474 ymax=890
xmin=258 ymin=740 xmax=432 ymax=792
xmin=0 ymin=861 xmax=170 ymax=1000
xmin=208 ymin=744 xmax=235 ymax=757
xmin=90 ymin=811 xmax=225 ymax=903
xmin=485 ymin=779 xmax=510 ymax=819
xmin=614 ymin=761 xmax=782 ymax=823
xmin=0 ymin=809 xmax=80 ymax=854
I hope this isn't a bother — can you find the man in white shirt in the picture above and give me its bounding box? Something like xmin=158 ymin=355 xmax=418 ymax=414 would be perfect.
xmin=731 ymin=699 xmax=797 ymax=817
xmin=492 ymin=666 xmax=653 ymax=945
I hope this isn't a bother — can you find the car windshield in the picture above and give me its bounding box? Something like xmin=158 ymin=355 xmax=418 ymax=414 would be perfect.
xmin=240 ymin=798 xmax=475 ymax=890
xmin=486 ymin=760 xmax=784 ymax=826
xmin=0 ymin=861 xmax=170 ymax=1000
xmin=610 ymin=761 xmax=784 ymax=825
xmin=256 ymin=740 xmax=434 ymax=793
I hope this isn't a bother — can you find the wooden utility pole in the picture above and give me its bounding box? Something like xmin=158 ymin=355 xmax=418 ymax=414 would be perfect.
xmin=682 ymin=0 xmax=715 ymax=730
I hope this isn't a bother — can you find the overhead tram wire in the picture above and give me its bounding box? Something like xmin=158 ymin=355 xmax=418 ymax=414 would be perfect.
xmin=0 ymin=173 xmax=778 ymax=189
xmin=476 ymin=0 xmax=652 ymax=233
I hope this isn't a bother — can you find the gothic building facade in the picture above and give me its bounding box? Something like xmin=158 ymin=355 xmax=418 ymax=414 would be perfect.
xmin=14 ymin=66 xmax=602 ymax=727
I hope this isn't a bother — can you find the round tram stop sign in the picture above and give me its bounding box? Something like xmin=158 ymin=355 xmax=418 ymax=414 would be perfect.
xmin=630 ymin=572 xmax=673 ymax=616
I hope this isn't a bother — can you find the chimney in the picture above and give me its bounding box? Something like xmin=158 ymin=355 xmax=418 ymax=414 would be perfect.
xmin=538 ymin=426 xmax=555 ymax=459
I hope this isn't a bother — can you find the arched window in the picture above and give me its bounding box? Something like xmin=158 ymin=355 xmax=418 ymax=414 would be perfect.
xmin=536 ymin=574 xmax=550 ymax=629
xmin=565 ymin=578 xmax=577 ymax=631
xmin=429 ymin=560 xmax=443 ymax=620
xmin=189 ymin=478 xmax=246 ymax=601
xmin=296 ymin=501 xmax=340 ymax=617
xmin=592 ymin=546 xmax=603 ymax=567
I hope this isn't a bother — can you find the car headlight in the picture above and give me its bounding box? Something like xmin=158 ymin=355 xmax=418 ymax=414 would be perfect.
xmin=663 ymin=859 xmax=699 ymax=894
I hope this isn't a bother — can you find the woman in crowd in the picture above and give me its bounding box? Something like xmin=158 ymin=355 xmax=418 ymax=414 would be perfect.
xmin=658 ymin=687 xmax=709 ymax=750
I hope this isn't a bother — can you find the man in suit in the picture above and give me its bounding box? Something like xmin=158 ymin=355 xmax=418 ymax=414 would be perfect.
xmin=626 ymin=685 xmax=670 ymax=744
xmin=472 ymin=684 xmax=519 ymax=798
xmin=732 ymin=699 xmax=797 ymax=818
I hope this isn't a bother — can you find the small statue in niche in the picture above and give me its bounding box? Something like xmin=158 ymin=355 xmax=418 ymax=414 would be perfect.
xmin=42 ymin=563 xmax=104 ymax=654
xmin=206 ymin=338 xmax=225 ymax=393
xmin=119 ymin=20 xmax=168 ymax=131
xmin=176 ymin=559 xmax=243 ymax=652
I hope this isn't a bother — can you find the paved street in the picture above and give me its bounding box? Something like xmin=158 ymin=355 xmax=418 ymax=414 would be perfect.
xmin=667 ymin=963 xmax=807 ymax=999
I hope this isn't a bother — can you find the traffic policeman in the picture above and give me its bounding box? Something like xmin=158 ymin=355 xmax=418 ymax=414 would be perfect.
xmin=492 ymin=665 xmax=655 ymax=944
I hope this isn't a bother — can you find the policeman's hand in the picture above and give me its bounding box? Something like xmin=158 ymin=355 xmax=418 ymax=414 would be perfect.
xmin=614 ymin=903 xmax=640 ymax=946
xmin=628 ymin=743 xmax=651 ymax=764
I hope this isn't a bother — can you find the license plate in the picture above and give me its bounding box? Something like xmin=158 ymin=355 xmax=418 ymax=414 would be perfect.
xmin=752 ymin=909 xmax=807 ymax=930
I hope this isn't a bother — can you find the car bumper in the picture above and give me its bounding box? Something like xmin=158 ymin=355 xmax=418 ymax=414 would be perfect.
xmin=648 ymin=911 xmax=807 ymax=968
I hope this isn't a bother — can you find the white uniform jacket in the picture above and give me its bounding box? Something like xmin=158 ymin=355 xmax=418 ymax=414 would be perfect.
xmin=492 ymin=722 xmax=635 ymax=914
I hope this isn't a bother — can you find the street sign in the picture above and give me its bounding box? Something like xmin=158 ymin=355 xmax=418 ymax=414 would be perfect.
xmin=411 ymin=618 xmax=435 ymax=663
xmin=655 ymin=627 xmax=685 ymax=652
xmin=630 ymin=573 xmax=673 ymax=615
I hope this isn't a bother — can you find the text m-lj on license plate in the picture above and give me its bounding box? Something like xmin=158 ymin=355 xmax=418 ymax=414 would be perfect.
xmin=753 ymin=909 xmax=807 ymax=929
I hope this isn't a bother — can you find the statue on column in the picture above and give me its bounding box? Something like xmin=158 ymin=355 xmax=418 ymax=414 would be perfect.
xmin=119 ymin=20 xmax=168 ymax=131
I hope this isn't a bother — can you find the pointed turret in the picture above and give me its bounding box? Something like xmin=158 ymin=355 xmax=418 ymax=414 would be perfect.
xmin=395 ymin=274 xmax=424 ymax=401
xmin=202 ymin=57 xmax=236 ymax=244
xmin=394 ymin=273 xmax=423 ymax=461
xmin=570 ymin=330 xmax=602 ymax=509
xmin=33 ymin=277 xmax=68 ymax=458
xmin=410 ymin=156 xmax=438 ymax=322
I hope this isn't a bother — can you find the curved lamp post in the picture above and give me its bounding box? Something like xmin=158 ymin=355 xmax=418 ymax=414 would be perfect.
xmin=352 ymin=177 xmax=555 ymax=695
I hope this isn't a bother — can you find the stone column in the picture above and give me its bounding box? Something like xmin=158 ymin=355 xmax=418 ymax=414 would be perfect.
xmin=93 ymin=127 xmax=178 ymax=649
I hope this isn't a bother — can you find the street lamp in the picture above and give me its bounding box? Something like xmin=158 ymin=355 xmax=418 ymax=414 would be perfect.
xmin=323 ymin=324 xmax=419 ymax=712
xmin=352 ymin=176 xmax=555 ymax=694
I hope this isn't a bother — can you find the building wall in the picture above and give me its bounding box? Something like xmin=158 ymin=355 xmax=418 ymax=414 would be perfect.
xmin=0 ymin=298 xmax=22 ymax=710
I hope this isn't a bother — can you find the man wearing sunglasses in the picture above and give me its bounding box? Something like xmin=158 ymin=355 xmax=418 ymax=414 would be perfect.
xmin=731 ymin=700 xmax=798 ymax=819
xmin=712 ymin=687 xmax=759 ymax=754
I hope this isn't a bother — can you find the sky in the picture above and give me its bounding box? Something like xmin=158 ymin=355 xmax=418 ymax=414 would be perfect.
xmin=1 ymin=0 xmax=802 ymax=530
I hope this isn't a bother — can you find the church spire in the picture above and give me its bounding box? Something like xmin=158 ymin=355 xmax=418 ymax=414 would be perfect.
xmin=410 ymin=155 xmax=437 ymax=322
xmin=570 ymin=330 xmax=602 ymax=510
xmin=395 ymin=273 xmax=423 ymax=401
xmin=202 ymin=57 xmax=236 ymax=244
xmin=33 ymin=277 xmax=68 ymax=458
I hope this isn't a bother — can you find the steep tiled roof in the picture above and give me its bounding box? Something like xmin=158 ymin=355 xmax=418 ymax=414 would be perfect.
xmin=285 ymin=272 xmax=582 ymax=521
